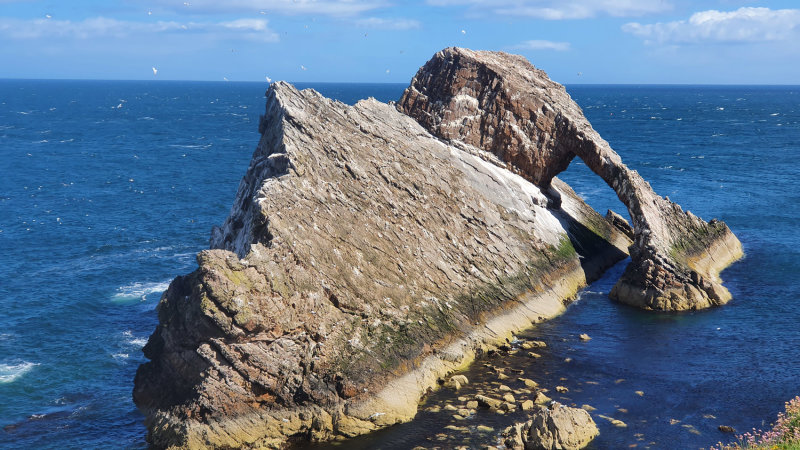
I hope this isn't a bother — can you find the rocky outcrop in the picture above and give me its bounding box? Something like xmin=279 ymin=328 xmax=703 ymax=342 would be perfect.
xmin=503 ymin=402 xmax=599 ymax=450
xmin=398 ymin=47 xmax=743 ymax=311
xmin=133 ymin=77 xmax=632 ymax=447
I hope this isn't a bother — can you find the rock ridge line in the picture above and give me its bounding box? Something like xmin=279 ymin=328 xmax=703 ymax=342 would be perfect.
xmin=398 ymin=47 xmax=743 ymax=311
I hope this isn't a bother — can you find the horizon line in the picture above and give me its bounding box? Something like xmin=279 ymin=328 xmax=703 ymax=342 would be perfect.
xmin=1 ymin=77 xmax=799 ymax=87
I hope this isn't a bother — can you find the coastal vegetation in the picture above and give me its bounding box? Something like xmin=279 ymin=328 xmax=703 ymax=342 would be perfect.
xmin=712 ymin=396 xmax=800 ymax=450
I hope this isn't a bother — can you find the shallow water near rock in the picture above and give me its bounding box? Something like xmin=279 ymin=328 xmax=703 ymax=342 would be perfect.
xmin=1 ymin=81 xmax=798 ymax=449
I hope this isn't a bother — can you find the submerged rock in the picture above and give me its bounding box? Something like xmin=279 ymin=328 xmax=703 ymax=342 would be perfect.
xmin=503 ymin=402 xmax=599 ymax=450
xmin=134 ymin=69 xmax=630 ymax=447
xmin=398 ymin=47 xmax=743 ymax=311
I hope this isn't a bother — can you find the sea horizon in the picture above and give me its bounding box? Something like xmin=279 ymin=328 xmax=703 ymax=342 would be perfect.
xmin=2 ymin=77 xmax=799 ymax=88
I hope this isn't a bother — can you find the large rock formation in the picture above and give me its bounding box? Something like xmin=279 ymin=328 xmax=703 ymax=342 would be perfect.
xmin=398 ymin=47 xmax=743 ymax=311
xmin=133 ymin=78 xmax=633 ymax=447
xmin=134 ymin=47 xmax=743 ymax=448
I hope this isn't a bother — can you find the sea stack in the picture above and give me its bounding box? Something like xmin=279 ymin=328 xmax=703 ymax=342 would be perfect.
xmin=398 ymin=47 xmax=743 ymax=311
xmin=133 ymin=48 xmax=740 ymax=448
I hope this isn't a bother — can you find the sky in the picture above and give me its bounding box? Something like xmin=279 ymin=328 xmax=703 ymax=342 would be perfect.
xmin=0 ymin=0 xmax=798 ymax=84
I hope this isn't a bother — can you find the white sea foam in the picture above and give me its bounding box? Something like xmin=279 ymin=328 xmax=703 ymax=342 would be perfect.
xmin=122 ymin=330 xmax=149 ymax=348
xmin=111 ymin=280 xmax=170 ymax=304
xmin=130 ymin=338 xmax=148 ymax=347
xmin=133 ymin=245 xmax=175 ymax=255
xmin=112 ymin=353 xmax=129 ymax=360
xmin=0 ymin=361 xmax=39 ymax=383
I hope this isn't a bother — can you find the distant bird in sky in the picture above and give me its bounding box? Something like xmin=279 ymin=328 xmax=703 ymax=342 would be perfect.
xmin=300 ymin=65 xmax=307 ymax=71
xmin=266 ymin=76 xmax=272 ymax=83
xmin=461 ymin=29 xmax=466 ymax=34
xmin=45 ymin=14 xmax=52 ymax=19
xmin=385 ymin=69 xmax=390 ymax=74
xmin=223 ymin=77 xmax=229 ymax=82
xmin=260 ymin=11 xmax=266 ymax=15
xmin=147 ymin=10 xmax=152 ymax=15
xmin=577 ymin=72 xmax=582 ymax=76
xmin=152 ymin=67 xmax=157 ymax=76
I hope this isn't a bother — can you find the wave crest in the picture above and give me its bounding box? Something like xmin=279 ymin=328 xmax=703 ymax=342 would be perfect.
xmin=111 ymin=280 xmax=170 ymax=304
xmin=0 ymin=361 xmax=39 ymax=384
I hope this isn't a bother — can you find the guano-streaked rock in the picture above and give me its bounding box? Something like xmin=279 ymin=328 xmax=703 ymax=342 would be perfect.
xmin=133 ymin=75 xmax=631 ymax=447
xmin=398 ymin=47 xmax=743 ymax=311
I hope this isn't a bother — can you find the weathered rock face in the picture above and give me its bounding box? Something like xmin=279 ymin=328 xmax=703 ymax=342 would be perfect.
xmin=503 ymin=402 xmax=599 ymax=450
xmin=134 ymin=78 xmax=632 ymax=448
xmin=398 ymin=47 xmax=743 ymax=311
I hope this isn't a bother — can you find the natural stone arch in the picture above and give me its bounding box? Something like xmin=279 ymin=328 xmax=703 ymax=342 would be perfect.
xmin=398 ymin=47 xmax=743 ymax=311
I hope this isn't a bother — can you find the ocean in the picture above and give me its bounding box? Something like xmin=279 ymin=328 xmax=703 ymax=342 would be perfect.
xmin=0 ymin=80 xmax=797 ymax=449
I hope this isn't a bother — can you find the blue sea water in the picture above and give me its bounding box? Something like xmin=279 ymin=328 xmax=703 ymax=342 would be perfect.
xmin=0 ymin=80 xmax=797 ymax=449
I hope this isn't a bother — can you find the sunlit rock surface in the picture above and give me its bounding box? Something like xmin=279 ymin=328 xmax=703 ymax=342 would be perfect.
xmin=133 ymin=77 xmax=630 ymax=447
xmin=398 ymin=47 xmax=743 ymax=311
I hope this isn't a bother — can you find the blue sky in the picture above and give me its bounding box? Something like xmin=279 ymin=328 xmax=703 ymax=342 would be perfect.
xmin=0 ymin=0 xmax=798 ymax=84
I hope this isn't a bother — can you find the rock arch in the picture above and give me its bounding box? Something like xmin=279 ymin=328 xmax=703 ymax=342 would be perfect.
xmin=398 ymin=47 xmax=743 ymax=311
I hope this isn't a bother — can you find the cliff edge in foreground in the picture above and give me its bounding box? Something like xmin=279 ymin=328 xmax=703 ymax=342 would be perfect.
xmin=398 ymin=48 xmax=742 ymax=311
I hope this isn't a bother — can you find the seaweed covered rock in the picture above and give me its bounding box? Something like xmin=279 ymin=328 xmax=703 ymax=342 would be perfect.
xmin=398 ymin=47 xmax=743 ymax=311
xmin=133 ymin=77 xmax=631 ymax=448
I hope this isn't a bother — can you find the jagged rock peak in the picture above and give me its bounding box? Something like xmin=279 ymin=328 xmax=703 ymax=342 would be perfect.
xmin=134 ymin=79 xmax=631 ymax=448
xmin=398 ymin=47 xmax=743 ymax=311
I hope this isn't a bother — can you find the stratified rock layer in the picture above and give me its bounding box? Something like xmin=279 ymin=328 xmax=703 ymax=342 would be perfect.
xmin=398 ymin=47 xmax=743 ymax=311
xmin=134 ymin=80 xmax=631 ymax=448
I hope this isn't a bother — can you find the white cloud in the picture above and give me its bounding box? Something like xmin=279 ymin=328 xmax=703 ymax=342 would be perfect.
xmin=354 ymin=17 xmax=421 ymax=30
xmin=511 ymin=39 xmax=570 ymax=51
xmin=623 ymin=7 xmax=800 ymax=44
xmin=0 ymin=16 xmax=279 ymax=42
xmin=153 ymin=0 xmax=387 ymax=17
xmin=427 ymin=0 xmax=671 ymax=20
